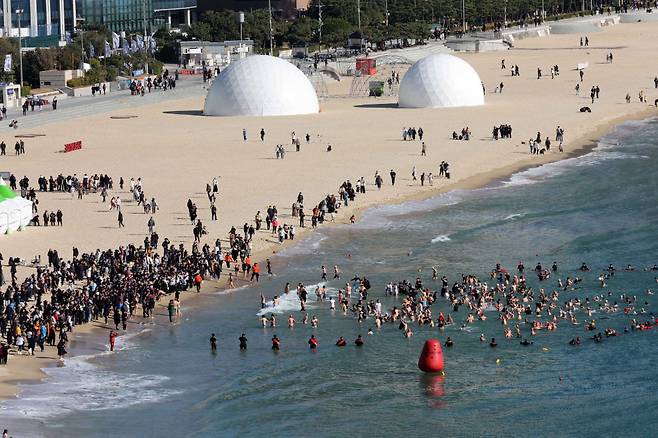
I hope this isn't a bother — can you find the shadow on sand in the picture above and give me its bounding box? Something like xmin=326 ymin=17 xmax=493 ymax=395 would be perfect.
xmin=354 ymin=103 xmax=400 ymax=109
xmin=163 ymin=110 xmax=204 ymax=116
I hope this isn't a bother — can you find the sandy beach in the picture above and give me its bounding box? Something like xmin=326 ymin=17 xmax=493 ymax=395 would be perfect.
xmin=1 ymin=20 xmax=658 ymax=399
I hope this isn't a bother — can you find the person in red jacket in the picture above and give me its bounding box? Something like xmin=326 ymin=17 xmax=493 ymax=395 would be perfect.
xmin=109 ymin=330 xmax=117 ymax=352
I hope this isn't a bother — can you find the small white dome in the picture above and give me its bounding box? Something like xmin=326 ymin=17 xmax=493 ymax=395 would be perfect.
xmin=398 ymin=54 xmax=485 ymax=108
xmin=204 ymin=55 xmax=320 ymax=117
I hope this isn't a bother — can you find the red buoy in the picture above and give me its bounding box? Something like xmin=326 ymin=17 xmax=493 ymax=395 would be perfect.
xmin=418 ymin=339 xmax=444 ymax=373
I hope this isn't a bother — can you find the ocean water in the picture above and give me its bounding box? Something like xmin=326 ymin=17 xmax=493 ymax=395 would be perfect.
xmin=3 ymin=118 xmax=658 ymax=437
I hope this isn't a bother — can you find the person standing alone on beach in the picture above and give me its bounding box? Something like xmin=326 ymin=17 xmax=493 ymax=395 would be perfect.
xmin=109 ymin=330 xmax=117 ymax=352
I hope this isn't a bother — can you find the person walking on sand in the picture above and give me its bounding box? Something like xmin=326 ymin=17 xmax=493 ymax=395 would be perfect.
xmin=260 ymin=128 xmax=265 ymax=141
xmin=421 ymin=142 xmax=426 ymax=156
xmin=118 ymin=211 xmax=124 ymax=228
xmin=243 ymin=128 xmax=247 ymax=141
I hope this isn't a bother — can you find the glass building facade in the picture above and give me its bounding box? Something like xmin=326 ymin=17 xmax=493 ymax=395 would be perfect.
xmin=0 ymin=0 xmax=76 ymax=38
xmin=77 ymin=0 xmax=196 ymax=32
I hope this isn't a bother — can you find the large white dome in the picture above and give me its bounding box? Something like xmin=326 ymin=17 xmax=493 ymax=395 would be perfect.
xmin=203 ymin=55 xmax=320 ymax=117
xmin=398 ymin=54 xmax=484 ymax=108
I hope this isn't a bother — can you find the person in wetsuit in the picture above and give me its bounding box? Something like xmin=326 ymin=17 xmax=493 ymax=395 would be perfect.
xmin=210 ymin=333 xmax=217 ymax=352
xmin=239 ymin=334 xmax=248 ymax=350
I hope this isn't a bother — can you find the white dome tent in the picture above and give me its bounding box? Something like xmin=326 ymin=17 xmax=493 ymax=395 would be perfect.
xmin=203 ymin=55 xmax=320 ymax=117
xmin=398 ymin=53 xmax=485 ymax=109
xmin=0 ymin=177 xmax=32 ymax=234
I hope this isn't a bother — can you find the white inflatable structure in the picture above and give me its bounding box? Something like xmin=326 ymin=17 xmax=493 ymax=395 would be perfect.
xmin=0 ymin=177 xmax=32 ymax=234
xmin=203 ymin=55 xmax=320 ymax=117
xmin=398 ymin=53 xmax=485 ymax=109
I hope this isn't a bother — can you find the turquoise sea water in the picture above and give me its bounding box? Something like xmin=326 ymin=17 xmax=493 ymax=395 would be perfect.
xmin=3 ymin=118 xmax=658 ymax=437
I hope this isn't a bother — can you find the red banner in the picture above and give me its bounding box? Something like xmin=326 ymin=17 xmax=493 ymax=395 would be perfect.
xmin=64 ymin=140 xmax=82 ymax=153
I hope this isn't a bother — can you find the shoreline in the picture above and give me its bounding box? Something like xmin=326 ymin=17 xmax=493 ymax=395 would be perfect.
xmin=1 ymin=104 xmax=654 ymax=402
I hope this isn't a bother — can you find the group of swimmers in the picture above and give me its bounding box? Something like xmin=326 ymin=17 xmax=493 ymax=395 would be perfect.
xmin=242 ymin=259 xmax=656 ymax=357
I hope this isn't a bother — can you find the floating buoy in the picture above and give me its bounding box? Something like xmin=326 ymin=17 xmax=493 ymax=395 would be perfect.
xmin=418 ymin=339 xmax=444 ymax=373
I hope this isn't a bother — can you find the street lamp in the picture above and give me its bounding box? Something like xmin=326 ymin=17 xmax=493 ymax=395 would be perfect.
xmin=15 ymin=9 xmax=23 ymax=88
xmin=267 ymin=0 xmax=274 ymax=55
xmin=504 ymin=0 xmax=507 ymax=27
xmin=76 ymin=16 xmax=85 ymax=71
xmin=461 ymin=0 xmax=466 ymax=33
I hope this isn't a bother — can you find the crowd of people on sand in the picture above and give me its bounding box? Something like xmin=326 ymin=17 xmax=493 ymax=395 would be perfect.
xmin=129 ymin=69 xmax=178 ymax=96
xmin=5 ymin=46 xmax=657 ymax=376
xmin=251 ymin=259 xmax=658 ymax=352
xmin=0 ymin=118 xmax=461 ymax=365
xmin=492 ymin=124 xmax=512 ymax=140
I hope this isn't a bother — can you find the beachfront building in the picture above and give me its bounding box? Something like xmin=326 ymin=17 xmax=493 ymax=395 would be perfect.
xmin=203 ymin=55 xmax=319 ymax=117
xmin=180 ymin=40 xmax=254 ymax=68
xmin=0 ymin=0 xmax=76 ymax=39
xmin=197 ymin=0 xmax=309 ymax=20
xmin=76 ymin=0 xmax=196 ymax=32
xmin=398 ymin=53 xmax=485 ymax=109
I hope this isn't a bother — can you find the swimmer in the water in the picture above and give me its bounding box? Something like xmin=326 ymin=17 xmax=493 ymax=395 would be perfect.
xmin=210 ymin=333 xmax=217 ymax=352
xmin=271 ymin=335 xmax=280 ymax=351
xmin=520 ymin=339 xmax=533 ymax=346
xmin=239 ymin=333 xmax=248 ymax=350
xmin=308 ymin=335 xmax=318 ymax=349
xmin=489 ymin=338 xmax=498 ymax=347
xmin=355 ymin=335 xmax=364 ymax=346
xmin=335 ymin=336 xmax=347 ymax=347
xmin=367 ymin=328 xmax=374 ymax=335
xmin=444 ymin=337 xmax=454 ymax=347
xmin=480 ymin=333 xmax=487 ymax=342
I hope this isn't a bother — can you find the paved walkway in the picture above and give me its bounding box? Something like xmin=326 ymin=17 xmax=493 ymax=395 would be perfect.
xmin=0 ymin=76 xmax=207 ymax=133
